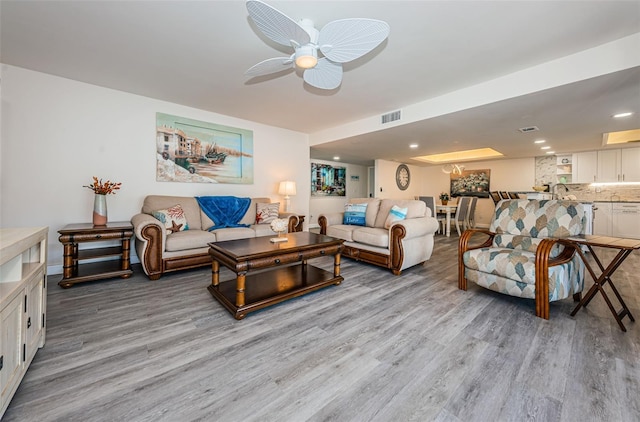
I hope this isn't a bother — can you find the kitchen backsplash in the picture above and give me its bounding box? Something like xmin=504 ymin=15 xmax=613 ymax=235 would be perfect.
xmin=535 ymin=155 xmax=640 ymax=202
xmin=556 ymin=183 xmax=640 ymax=202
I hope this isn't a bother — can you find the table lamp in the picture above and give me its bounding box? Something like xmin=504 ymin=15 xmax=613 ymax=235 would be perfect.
xmin=278 ymin=181 xmax=297 ymax=212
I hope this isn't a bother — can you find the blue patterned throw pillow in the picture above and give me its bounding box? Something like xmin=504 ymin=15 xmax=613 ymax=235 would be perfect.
xmin=343 ymin=203 xmax=368 ymax=226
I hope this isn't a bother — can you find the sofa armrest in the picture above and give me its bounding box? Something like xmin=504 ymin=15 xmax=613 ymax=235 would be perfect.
xmin=318 ymin=213 xmax=344 ymax=234
xmin=390 ymin=217 xmax=439 ymax=239
xmin=279 ymin=212 xmax=302 ymax=232
xmin=131 ymin=213 xmax=166 ymax=279
xmin=458 ymin=228 xmax=496 ymax=291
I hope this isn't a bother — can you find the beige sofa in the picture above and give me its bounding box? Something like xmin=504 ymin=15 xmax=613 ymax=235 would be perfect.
xmin=318 ymin=198 xmax=440 ymax=275
xmin=131 ymin=195 xmax=299 ymax=280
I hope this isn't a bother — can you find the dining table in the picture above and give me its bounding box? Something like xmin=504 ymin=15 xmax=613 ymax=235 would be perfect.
xmin=436 ymin=204 xmax=458 ymax=237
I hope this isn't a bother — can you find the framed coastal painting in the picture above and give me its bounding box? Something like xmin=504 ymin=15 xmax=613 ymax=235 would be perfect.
xmin=156 ymin=113 xmax=253 ymax=184
xmin=311 ymin=163 xmax=346 ymax=196
xmin=450 ymin=169 xmax=490 ymax=198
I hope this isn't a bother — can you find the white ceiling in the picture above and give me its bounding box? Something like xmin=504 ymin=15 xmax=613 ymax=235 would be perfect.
xmin=2 ymin=1 xmax=640 ymax=167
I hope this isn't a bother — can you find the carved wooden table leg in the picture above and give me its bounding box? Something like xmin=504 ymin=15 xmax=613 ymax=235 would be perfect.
xmin=211 ymin=260 xmax=219 ymax=287
xmin=121 ymin=236 xmax=132 ymax=278
xmin=236 ymin=272 xmax=246 ymax=307
xmin=334 ymin=252 xmax=342 ymax=283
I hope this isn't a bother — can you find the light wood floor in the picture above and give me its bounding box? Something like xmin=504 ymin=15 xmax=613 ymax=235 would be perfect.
xmin=4 ymin=235 xmax=639 ymax=421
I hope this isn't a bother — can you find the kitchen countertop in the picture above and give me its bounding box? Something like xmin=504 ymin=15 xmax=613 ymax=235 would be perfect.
xmin=592 ymin=200 xmax=640 ymax=203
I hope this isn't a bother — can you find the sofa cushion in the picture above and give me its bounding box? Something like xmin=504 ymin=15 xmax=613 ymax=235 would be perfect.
xmin=374 ymin=199 xmax=426 ymax=228
xmin=343 ymin=203 xmax=368 ymax=226
xmin=349 ymin=198 xmax=380 ymax=227
xmin=165 ymin=230 xmax=216 ymax=252
xmin=326 ymin=225 xmax=358 ymax=242
xmin=384 ymin=205 xmax=408 ymax=229
xmin=256 ymin=202 xmax=280 ymax=224
xmin=463 ymin=247 xmax=537 ymax=285
xmin=212 ymin=227 xmax=257 ymax=242
xmin=252 ymin=224 xmax=277 ymax=237
xmin=351 ymin=227 xmax=389 ymax=248
xmin=201 ymin=197 xmax=272 ymax=229
xmin=490 ymin=199 xmax=584 ymax=239
xmin=143 ymin=196 xmax=202 ymax=230
xmin=152 ymin=204 xmax=190 ymax=234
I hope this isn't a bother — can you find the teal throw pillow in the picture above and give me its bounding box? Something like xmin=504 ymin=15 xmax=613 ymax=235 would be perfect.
xmin=384 ymin=205 xmax=408 ymax=229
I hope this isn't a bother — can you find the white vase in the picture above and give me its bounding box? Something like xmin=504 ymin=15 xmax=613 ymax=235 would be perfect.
xmin=93 ymin=194 xmax=108 ymax=226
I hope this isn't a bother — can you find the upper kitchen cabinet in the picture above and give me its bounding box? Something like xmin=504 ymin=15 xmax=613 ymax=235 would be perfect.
xmin=620 ymin=148 xmax=640 ymax=181
xmin=574 ymin=147 xmax=640 ymax=183
xmin=573 ymin=151 xmax=598 ymax=183
xmin=598 ymin=148 xmax=640 ymax=182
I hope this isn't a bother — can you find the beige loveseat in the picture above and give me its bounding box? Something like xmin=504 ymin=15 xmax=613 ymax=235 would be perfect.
xmin=318 ymin=198 xmax=440 ymax=275
xmin=131 ymin=195 xmax=299 ymax=280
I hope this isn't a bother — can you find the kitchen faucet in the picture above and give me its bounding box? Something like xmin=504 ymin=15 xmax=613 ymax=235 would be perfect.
xmin=555 ymin=183 xmax=569 ymax=199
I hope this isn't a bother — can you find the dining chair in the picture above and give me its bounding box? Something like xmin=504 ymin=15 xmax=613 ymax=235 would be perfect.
xmin=499 ymin=191 xmax=510 ymax=200
xmin=454 ymin=196 xmax=472 ymax=236
xmin=466 ymin=197 xmax=478 ymax=229
xmin=417 ymin=196 xmax=445 ymax=234
xmin=508 ymin=192 xmax=520 ymax=199
xmin=490 ymin=191 xmax=502 ymax=205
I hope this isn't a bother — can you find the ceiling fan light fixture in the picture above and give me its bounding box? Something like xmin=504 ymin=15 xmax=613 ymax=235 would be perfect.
xmin=295 ymin=46 xmax=318 ymax=69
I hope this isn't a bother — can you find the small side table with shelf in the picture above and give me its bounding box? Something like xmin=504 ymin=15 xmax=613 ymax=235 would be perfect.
xmin=58 ymin=222 xmax=133 ymax=288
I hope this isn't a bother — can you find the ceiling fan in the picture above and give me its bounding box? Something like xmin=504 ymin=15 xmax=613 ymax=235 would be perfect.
xmin=245 ymin=0 xmax=390 ymax=90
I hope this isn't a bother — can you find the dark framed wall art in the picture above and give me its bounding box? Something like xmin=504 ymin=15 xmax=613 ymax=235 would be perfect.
xmin=450 ymin=169 xmax=490 ymax=198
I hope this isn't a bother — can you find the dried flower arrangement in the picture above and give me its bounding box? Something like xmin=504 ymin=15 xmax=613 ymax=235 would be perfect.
xmin=83 ymin=177 xmax=122 ymax=195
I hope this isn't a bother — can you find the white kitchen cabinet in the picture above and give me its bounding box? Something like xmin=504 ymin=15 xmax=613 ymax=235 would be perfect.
xmin=593 ymin=202 xmax=613 ymax=236
xmin=0 ymin=227 xmax=48 ymax=419
xmin=620 ymin=148 xmax=640 ymax=182
xmin=612 ymin=203 xmax=640 ymax=239
xmin=597 ymin=147 xmax=640 ymax=183
xmin=574 ymin=148 xmax=640 ymax=183
xmin=597 ymin=149 xmax=620 ymax=183
xmin=574 ymin=151 xmax=598 ymax=183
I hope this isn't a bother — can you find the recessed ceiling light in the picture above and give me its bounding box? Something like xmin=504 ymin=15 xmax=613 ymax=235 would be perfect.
xmin=546 ymin=151 xmax=555 ymax=154
xmin=534 ymin=140 xmax=546 ymax=144
xmin=541 ymin=146 xmax=551 ymax=150
xmin=333 ymin=156 xmax=340 ymax=160
xmin=409 ymin=144 xmax=418 ymax=149
xmin=613 ymin=112 xmax=633 ymax=118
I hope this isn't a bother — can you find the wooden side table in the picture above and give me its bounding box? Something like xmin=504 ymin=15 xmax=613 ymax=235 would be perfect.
xmin=562 ymin=234 xmax=640 ymax=331
xmin=58 ymin=222 xmax=133 ymax=288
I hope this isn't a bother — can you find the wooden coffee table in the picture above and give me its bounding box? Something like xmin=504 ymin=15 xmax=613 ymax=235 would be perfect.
xmin=207 ymin=232 xmax=344 ymax=320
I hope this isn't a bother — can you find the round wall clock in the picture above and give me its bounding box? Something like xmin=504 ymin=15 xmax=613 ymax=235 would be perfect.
xmin=396 ymin=164 xmax=410 ymax=190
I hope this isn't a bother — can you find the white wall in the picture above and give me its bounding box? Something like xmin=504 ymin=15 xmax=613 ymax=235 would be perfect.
xmin=413 ymin=158 xmax=535 ymax=227
xmin=308 ymin=159 xmax=368 ymax=227
xmin=375 ymin=159 xmax=424 ymax=199
xmin=1 ymin=65 xmax=310 ymax=272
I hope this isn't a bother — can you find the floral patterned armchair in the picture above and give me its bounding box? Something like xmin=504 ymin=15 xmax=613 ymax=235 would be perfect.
xmin=458 ymin=199 xmax=586 ymax=319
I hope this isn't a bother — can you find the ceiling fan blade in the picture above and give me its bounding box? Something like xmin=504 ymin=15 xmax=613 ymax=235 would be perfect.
xmin=303 ymin=58 xmax=342 ymax=90
xmin=245 ymin=57 xmax=294 ymax=77
xmin=246 ymin=0 xmax=310 ymax=48
xmin=318 ymin=19 xmax=390 ymax=63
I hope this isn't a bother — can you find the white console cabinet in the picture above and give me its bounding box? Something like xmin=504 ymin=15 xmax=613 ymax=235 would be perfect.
xmin=0 ymin=227 xmax=48 ymax=419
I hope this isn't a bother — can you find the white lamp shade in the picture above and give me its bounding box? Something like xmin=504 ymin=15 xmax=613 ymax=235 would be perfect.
xmin=278 ymin=181 xmax=297 ymax=196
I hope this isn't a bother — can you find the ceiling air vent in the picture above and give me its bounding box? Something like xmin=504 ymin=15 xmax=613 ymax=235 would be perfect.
xmin=518 ymin=126 xmax=539 ymax=133
xmin=381 ymin=110 xmax=401 ymax=124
